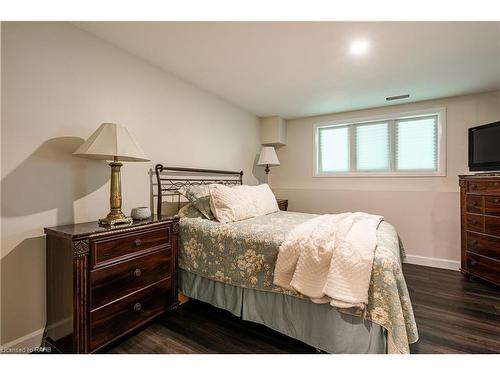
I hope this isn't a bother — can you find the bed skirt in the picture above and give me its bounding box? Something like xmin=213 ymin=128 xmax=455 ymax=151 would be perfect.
xmin=178 ymin=269 xmax=387 ymax=354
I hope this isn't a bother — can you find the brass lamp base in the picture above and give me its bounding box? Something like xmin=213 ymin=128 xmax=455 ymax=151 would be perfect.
xmin=99 ymin=158 xmax=133 ymax=227
xmin=99 ymin=212 xmax=133 ymax=226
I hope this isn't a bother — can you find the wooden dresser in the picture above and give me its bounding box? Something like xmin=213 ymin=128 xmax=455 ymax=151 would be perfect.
xmin=44 ymin=216 xmax=179 ymax=353
xmin=459 ymin=175 xmax=500 ymax=286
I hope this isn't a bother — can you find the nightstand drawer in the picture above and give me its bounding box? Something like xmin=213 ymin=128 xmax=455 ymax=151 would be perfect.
xmin=91 ymin=226 xmax=170 ymax=268
xmin=90 ymin=248 xmax=173 ymax=309
xmin=90 ymin=277 xmax=172 ymax=351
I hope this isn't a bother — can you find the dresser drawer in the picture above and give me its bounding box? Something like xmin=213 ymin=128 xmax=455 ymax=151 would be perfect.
xmin=90 ymin=248 xmax=173 ymax=309
xmin=90 ymin=277 xmax=172 ymax=351
xmin=467 ymin=232 xmax=500 ymax=261
xmin=484 ymin=196 xmax=500 ymax=216
xmin=91 ymin=226 xmax=170 ymax=268
xmin=468 ymin=180 xmax=500 ymax=195
xmin=466 ymin=252 xmax=500 ymax=285
xmin=484 ymin=215 xmax=500 ymax=237
xmin=466 ymin=195 xmax=483 ymax=214
xmin=466 ymin=213 xmax=484 ymax=233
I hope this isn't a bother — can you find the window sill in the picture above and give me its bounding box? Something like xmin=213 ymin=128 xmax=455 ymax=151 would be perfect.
xmin=313 ymin=171 xmax=446 ymax=178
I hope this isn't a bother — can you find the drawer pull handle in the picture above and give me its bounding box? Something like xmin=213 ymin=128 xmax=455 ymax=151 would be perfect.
xmin=472 ymin=184 xmax=478 ymax=189
xmin=471 ymin=220 xmax=478 ymax=225
xmin=134 ymin=268 xmax=142 ymax=277
xmin=495 ymin=198 xmax=499 ymax=203
xmin=470 ymin=260 xmax=478 ymax=267
xmin=471 ymin=240 xmax=478 ymax=246
xmin=472 ymin=201 xmax=478 ymax=206
xmin=133 ymin=303 xmax=142 ymax=312
xmin=134 ymin=239 xmax=142 ymax=247
xmin=495 ymin=182 xmax=499 ymax=186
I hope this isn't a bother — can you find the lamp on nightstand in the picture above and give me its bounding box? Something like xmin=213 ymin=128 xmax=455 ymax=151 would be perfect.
xmin=73 ymin=123 xmax=150 ymax=226
xmin=257 ymin=146 xmax=280 ymax=175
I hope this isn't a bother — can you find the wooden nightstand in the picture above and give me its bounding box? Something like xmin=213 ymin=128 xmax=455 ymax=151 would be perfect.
xmin=44 ymin=216 xmax=179 ymax=353
xmin=276 ymin=199 xmax=288 ymax=211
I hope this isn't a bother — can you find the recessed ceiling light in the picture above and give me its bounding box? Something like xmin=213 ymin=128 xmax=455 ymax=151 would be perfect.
xmin=349 ymin=39 xmax=370 ymax=56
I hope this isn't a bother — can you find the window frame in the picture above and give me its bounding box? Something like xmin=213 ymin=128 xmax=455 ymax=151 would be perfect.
xmin=313 ymin=107 xmax=446 ymax=177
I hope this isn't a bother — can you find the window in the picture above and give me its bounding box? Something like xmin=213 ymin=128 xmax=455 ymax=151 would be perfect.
xmin=318 ymin=126 xmax=350 ymax=172
xmin=314 ymin=108 xmax=445 ymax=177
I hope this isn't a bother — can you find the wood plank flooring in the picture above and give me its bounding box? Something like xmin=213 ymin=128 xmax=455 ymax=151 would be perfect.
xmin=107 ymin=264 xmax=500 ymax=354
xmin=403 ymin=264 xmax=499 ymax=354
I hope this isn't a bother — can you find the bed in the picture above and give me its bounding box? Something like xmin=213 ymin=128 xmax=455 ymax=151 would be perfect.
xmin=155 ymin=165 xmax=418 ymax=354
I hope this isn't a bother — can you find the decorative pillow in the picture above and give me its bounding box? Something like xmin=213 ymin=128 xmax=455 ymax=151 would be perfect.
xmin=178 ymin=203 xmax=206 ymax=219
xmin=209 ymin=184 xmax=279 ymax=223
xmin=178 ymin=185 xmax=215 ymax=220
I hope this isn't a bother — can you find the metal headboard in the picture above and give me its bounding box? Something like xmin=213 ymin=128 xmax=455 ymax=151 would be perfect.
xmin=155 ymin=164 xmax=243 ymax=217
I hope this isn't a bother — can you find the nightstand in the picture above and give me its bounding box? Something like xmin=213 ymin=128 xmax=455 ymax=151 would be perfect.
xmin=44 ymin=216 xmax=179 ymax=353
xmin=276 ymin=199 xmax=288 ymax=211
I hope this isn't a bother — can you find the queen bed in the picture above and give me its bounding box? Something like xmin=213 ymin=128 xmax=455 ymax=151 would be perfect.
xmin=155 ymin=165 xmax=418 ymax=354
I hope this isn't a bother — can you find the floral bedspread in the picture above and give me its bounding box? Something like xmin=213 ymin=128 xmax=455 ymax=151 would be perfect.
xmin=178 ymin=210 xmax=418 ymax=354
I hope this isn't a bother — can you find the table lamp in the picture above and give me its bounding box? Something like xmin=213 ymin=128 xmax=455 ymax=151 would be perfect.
xmin=73 ymin=123 xmax=150 ymax=226
xmin=257 ymin=146 xmax=280 ymax=175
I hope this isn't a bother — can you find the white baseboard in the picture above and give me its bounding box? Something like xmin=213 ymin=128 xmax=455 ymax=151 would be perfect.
xmin=46 ymin=317 xmax=72 ymax=342
xmin=404 ymin=254 xmax=460 ymax=271
xmin=0 ymin=328 xmax=44 ymax=354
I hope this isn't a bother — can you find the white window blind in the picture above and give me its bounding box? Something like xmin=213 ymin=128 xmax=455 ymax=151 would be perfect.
xmin=395 ymin=116 xmax=438 ymax=171
xmin=318 ymin=126 xmax=349 ymax=172
xmin=356 ymin=122 xmax=390 ymax=171
xmin=315 ymin=110 xmax=444 ymax=177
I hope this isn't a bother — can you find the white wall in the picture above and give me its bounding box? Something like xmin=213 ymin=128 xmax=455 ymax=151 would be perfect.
xmin=272 ymin=91 xmax=500 ymax=268
xmin=0 ymin=22 xmax=260 ymax=346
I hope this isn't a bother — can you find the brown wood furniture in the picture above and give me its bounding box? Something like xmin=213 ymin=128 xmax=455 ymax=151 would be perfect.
xmin=44 ymin=216 xmax=179 ymax=353
xmin=459 ymin=175 xmax=500 ymax=286
xmin=277 ymin=199 xmax=288 ymax=211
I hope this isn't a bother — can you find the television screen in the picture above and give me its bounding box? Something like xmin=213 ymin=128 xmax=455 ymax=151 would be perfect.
xmin=469 ymin=121 xmax=500 ymax=171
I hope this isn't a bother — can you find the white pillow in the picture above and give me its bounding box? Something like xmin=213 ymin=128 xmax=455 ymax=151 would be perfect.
xmin=209 ymin=184 xmax=279 ymax=223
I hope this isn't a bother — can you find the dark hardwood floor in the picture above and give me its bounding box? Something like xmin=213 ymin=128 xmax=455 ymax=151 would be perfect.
xmin=403 ymin=264 xmax=499 ymax=354
xmin=107 ymin=264 xmax=500 ymax=354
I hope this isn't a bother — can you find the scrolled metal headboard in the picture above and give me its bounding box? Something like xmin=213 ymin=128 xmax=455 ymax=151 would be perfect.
xmin=155 ymin=164 xmax=243 ymax=217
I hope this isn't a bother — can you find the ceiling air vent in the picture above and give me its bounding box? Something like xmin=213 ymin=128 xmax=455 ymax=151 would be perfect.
xmin=386 ymin=94 xmax=410 ymax=101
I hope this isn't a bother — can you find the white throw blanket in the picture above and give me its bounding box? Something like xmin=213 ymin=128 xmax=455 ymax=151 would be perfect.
xmin=273 ymin=212 xmax=383 ymax=309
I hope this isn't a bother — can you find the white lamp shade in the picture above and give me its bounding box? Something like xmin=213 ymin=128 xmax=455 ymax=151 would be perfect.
xmin=73 ymin=123 xmax=150 ymax=162
xmin=257 ymin=146 xmax=280 ymax=166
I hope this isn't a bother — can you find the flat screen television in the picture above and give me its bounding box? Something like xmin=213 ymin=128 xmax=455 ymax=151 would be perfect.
xmin=469 ymin=121 xmax=500 ymax=171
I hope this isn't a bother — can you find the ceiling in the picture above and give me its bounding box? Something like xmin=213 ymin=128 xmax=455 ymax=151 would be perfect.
xmin=75 ymin=22 xmax=500 ymax=119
